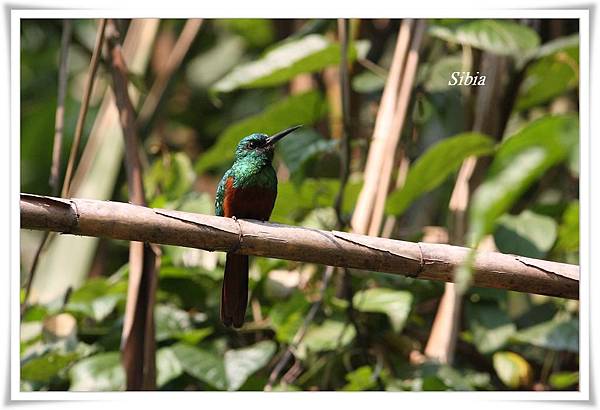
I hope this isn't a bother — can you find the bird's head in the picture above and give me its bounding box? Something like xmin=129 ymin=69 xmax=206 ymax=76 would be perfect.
xmin=233 ymin=125 xmax=301 ymax=164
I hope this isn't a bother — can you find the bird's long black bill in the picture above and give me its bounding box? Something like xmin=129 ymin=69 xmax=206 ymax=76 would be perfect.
xmin=266 ymin=125 xmax=302 ymax=145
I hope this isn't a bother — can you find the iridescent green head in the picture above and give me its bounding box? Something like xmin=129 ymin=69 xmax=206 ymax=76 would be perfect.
xmin=233 ymin=125 xmax=302 ymax=164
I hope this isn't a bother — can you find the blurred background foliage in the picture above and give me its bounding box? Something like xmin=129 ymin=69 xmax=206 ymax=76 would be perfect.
xmin=20 ymin=18 xmax=580 ymax=392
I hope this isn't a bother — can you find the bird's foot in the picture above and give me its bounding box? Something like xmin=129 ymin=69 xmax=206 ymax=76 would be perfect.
xmin=230 ymin=216 xmax=243 ymax=253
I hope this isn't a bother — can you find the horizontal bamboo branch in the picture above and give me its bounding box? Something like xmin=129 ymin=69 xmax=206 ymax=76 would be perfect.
xmin=20 ymin=193 xmax=580 ymax=300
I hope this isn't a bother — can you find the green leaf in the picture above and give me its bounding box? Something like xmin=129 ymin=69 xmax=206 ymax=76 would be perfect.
xmin=156 ymin=347 xmax=183 ymax=388
xmin=494 ymin=210 xmax=558 ymax=259
xmin=353 ymin=288 xmax=413 ymax=332
xmin=424 ymin=54 xmax=463 ymax=92
xmin=269 ymin=292 xmax=310 ymax=343
xmin=342 ymin=366 xmax=376 ymax=391
xmin=549 ymin=371 xmax=579 ymax=389
xmin=21 ymin=351 xmax=79 ymax=382
xmin=69 ymin=352 xmax=125 ymax=391
xmin=386 ymin=133 xmax=495 ymax=216
xmin=171 ymin=343 xmax=227 ymax=390
xmin=556 ymin=201 xmax=579 ymax=253
xmin=466 ymin=302 xmax=516 ymax=354
xmin=513 ymin=316 xmax=579 ymax=352
xmin=352 ymin=70 xmax=386 ymax=93
xmin=155 ymin=304 xmax=192 ymax=342
xmin=218 ymin=19 xmax=275 ymax=48
xmin=468 ymin=114 xmax=578 ymax=246
xmin=516 ymin=44 xmax=579 ymax=111
xmin=493 ymin=351 xmax=532 ymax=389
xmin=195 ymin=91 xmax=327 ymax=173
xmin=301 ymin=319 xmax=356 ymax=353
xmin=212 ymin=34 xmax=370 ymax=93
xmin=224 ymin=340 xmax=276 ymax=391
xmin=172 ymin=341 xmax=276 ymax=391
xmin=65 ymin=278 xmax=126 ymax=322
xmin=277 ymin=127 xmax=337 ymax=183
xmin=176 ymin=328 xmax=214 ymax=345
xmin=429 ymin=20 xmax=540 ymax=57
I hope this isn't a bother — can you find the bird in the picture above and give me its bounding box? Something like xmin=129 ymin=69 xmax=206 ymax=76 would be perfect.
xmin=215 ymin=125 xmax=301 ymax=328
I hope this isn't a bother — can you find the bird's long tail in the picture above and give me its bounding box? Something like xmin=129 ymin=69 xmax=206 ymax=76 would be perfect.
xmin=220 ymin=253 xmax=249 ymax=328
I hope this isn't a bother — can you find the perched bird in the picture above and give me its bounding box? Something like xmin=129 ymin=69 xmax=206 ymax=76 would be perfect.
xmin=215 ymin=125 xmax=301 ymax=328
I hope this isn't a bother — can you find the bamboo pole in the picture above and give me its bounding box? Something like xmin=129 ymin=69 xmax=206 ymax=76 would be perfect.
xmin=21 ymin=194 xmax=580 ymax=300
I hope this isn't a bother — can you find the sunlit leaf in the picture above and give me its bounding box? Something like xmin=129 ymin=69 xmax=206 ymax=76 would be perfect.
xmin=353 ymin=288 xmax=413 ymax=332
xmin=494 ymin=210 xmax=558 ymax=259
xmin=156 ymin=347 xmax=183 ymax=387
xmin=171 ymin=343 xmax=227 ymax=390
xmin=549 ymin=371 xmax=579 ymax=389
xmin=65 ymin=278 xmax=126 ymax=322
xmin=21 ymin=351 xmax=79 ymax=382
xmin=556 ymin=201 xmax=579 ymax=253
xmin=386 ymin=133 xmax=495 ymax=216
xmin=212 ymin=34 xmax=370 ymax=93
xmin=516 ymin=44 xmax=579 ymax=111
xmin=424 ymin=54 xmax=463 ymax=92
xmin=342 ymin=366 xmax=376 ymax=391
xmin=493 ymin=351 xmax=532 ymax=389
xmin=69 ymin=352 xmax=125 ymax=391
xmin=513 ymin=316 xmax=579 ymax=352
xmin=352 ymin=70 xmax=386 ymax=93
xmin=429 ymin=20 xmax=540 ymax=57
xmin=468 ymin=114 xmax=578 ymax=246
xmin=269 ymin=292 xmax=310 ymax=343
xmin=155 ymin=304 xmax=192 ymax=342
xmin=301 ymin=320 xmax=356 ymax=353
xmin=224 ymin=340 xmax=276 ymax=391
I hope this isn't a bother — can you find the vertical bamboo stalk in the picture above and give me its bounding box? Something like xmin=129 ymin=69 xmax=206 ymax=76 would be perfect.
xmin=351 ymin=20 xmax=413 ymax=235
xmin=105 ymin=19 xmax=159 ymax=391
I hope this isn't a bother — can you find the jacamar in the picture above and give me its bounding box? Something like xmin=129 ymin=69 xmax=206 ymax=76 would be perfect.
xmin=215 ymin=125 xmax=301 ymax=328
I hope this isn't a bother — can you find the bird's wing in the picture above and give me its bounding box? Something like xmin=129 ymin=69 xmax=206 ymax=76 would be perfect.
xmin=215 ymin=169 xmax=231 ymax=217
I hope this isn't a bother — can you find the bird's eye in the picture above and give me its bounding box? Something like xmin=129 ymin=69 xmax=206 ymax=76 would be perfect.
xmin=247 ymin=141 xmax=256 ymax=149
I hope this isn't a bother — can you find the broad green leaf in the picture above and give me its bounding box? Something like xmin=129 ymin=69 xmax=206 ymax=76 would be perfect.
xmin=277 ymin=127 xmax=338 ymax=183
xmin=342 ymin=366 xmax=376 ymax=391
xmin=269 ymin=292 xmax=310 ymax=343
xmin=494 ymin=210 xmax=558 ymax=259
xmin=493 ymin=351 xmax=532 ymax=389
xmin=171 ymin=343 xmax=227 ymax=390
xmin=69 ymin=352 xmax=125 ymax=391
xmin=65 ymin=278 xmax=126 ymax=322
xmin=155 ymin=304 xmax=192 ymax=342
xmin=429 ymin=20 xmax=540 ymax=57
xmin=549 ymin=371 xmax=579 ymax=389
xmin=212 ymin=34 xmax=370 ymax=93
xmin=353 ymin=288 xmax=413 ymax=332
xmin=224 ymin=340 xmax=276 ymax=391
xmin=468 ymin=114 xmax=578 ymax=246
xmin=556 ymin=201 xmax=579 ymax=253
xmin=466 ymin=302 xmax=516 ymax=354
xmin=386 ymin=133 xmax=495 ymax=216
xmin=156 ymin=347 xmax=183 ymax=388
xmin=172 ymin=341 xmax=276 ymax=391
xmin=218 ymin=19 xmax=275 ymax=48
xmin=424 ymin=54 xmax=463 ymax=92
xmin=195 ymin=91 xmax=327 ymax=173
xmin=513 ymin=316 xmax=579 ymax=352
xmin=352 ymin=70 xmax=386 ymax=93
xmin=176 ymin=328 xmax=214 ymax=345
xmin=516 ymin=45 xmax=579 ymax=111
xmin=301 ymin=320 xmax=356 ymax=353
xmin=21 ymin=351 xmax=79 ymax=382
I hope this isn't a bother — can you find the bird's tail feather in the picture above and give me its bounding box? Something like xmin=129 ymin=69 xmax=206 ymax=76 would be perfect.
xmin=220 ymin=253 xmax=249 ymax=328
